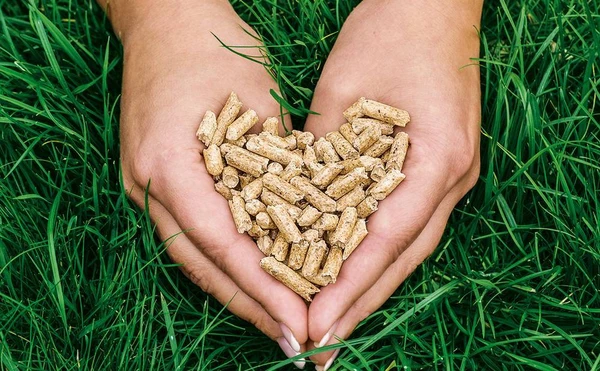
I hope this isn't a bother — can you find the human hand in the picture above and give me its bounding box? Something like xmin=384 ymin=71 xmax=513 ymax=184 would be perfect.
xmin=113 ymin=0 xmax=308 ymax=367
xmin=303 ymin=0 xmax=483 ymax=367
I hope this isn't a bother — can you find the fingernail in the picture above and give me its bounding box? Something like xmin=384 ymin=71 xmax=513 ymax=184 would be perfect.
xmin=277 ymin=337 xmax=306 ymax=370
xmin=280 ymin=323 xmax=301 ymax=352
xmin=314 ymin=320 xmax=339 ymax=348
xmin=314 ymin=348 xmax=340 ymax=371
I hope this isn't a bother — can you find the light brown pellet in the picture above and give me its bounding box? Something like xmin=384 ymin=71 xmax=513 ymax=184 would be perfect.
xmin=271 ymin=233 xmax=290 ymax=261
xmin=343 ymin=97 xmax=365 ymax=122
xmin=321 ymin=246 xmax=343 ymax=283
xmin=287 ymin=239 xmax=310 ymax=270
xmin=311 ymin=162 xmax=344 ymax=189
xmin=369 ymin=169 xmax=406 ymax=200
xmin=356 ymin=196 xmax=378 ymax=218
xmin=260 ymin=189 xmax=303 ymax=219
xmin=312 ymin=213 xmax=339 ymax=231
xmin=303 ymin=145 xmax=317 ymax=165
xmin=353 ymin=124 xmax=381 ymax=154
xmin=257 ymin=235 xmax=273 ymax=256
xmin=204 ymin=144 xmax=224 ymax=177
xmin=212 ymin=92 xmax=243 ymax=146
xmin=229 ymin=195 xmax=252 ymax=234
xmin=267 ymin=162 xmax=284 ymax=176
xmin=302 ymin=229 xmax=320 ymax=243
xmin=325 ymin=167 xmax=369 ymax=199
xmin=222 ymin=166 xmax=239 ymax=188
xmin=262 ymin=117 xmax=279 ymax=135
xmin=338 ymin=158 xmax=363 ymax=175
xmin=359 ymin=156 xmax=384 ymax=172
xmin=262 ymin=173 xmax=305 ymax=205
xmin=256 ymin=211 xmax=277 ymax=230
xmin=329 ymin=207 xmax=358 ymax=247
xmin=370 ymin=163 xmax=387 ymax=182
xmin=280 ymin=161 xmax=303 ymax=182
xmin=295 ymin=131 xmax=315 ymax=150
xmin=225 ymin=150 xmax=267 ymax=178
xmin=339 ymin=122 xmax=358 ymax=143
xmin=246 ymin=136 xmax=303 ymax=166
xmin=226 ymin=109 xmax=258 ymax=141
xmin=326 ymin=131 xmax=359 ymax=160
xmin=351 ymin=118 xmax=394 ymax=135
xmin=361 ymin=99 xmax=410 ymax=127
xmin=196 ymin=110 xmax=217 ymax=147
xmin=343 ymin=218 xmax=368 ymax=260
xmin=386 ymin=132 xmax=409 ymax=172
xmin=336 ymin=186 xmax=366 ymax=212
xmin=259 ymin=132 xmax=293 ymax=149
xmin=241 ymin=178 xmax=263 ymax=201
xmin=214 ymin=181 xmax=233 ymax=200
xmin=260 ymin=257 xmax=319 ymax=302
xmin=248 ymin=222 xmax=269 ymax=238
xmin=245 ymin=198 xmax=267 ymax=216
xmin=307 ymin=162 xmax=325 ymax=178
xmin=363 ymin=136 xmax=394 ymax=158
xmin=290 ymin=176 xmax=337 ymax=213
xmin=297 ymin=206 xmax=323 ymax=227
xmin=304 ymin=271 xmax=331 ymax=287
xmin=314 ymin=138 xmax=340 ymax=163
xmin=301 ymin=240 xmax=328 ymax=278
xmin=224 ymin=135 xmax=247 ymax=147
xmin=284 ymin=134 xmax=297 ymax=150
xmin=266 ymin=205 xmax=303 ymax=243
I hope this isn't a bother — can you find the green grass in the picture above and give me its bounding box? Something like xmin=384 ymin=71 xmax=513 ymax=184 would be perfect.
xmin=1 ymin=0 xmax=599 ymax=370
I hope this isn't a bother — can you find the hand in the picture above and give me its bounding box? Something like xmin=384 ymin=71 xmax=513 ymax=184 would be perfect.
xmin=303 ymin=0 xmax=483 ymax=367
xmin=114 ymin=0 xmax=308 ymax=367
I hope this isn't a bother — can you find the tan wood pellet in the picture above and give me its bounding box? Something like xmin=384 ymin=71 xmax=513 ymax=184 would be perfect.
xmin=353 ymin=124 xmax=381 ymax=154
xmin=302 ymin=229 xmax=320 ymax=243
xmin=303 ymin=145 xmax=317 ymax=165
xmin=271 ymin=233 xmax=290 ymax=261
xmin=314 ymin=137 xmax=341 ymax=163
xmin=386 ymin=132 xmax=409 ymax=172
xmin=339 ymin=122 xmax=358 ymax=143
xmin=260 ymin=189 xmax=303 ymax=219
xmin=266 ymin=205 xmax=303 ymax=243
xmin=226 ymin=109 xmax=258 ymax=141
xmin=326 ymin=131 xmax=359 ymax=160
xmin=343 ymin=97 xmax=365 ymax=122
xmin=290 ymin=176 xmax=337 ymax=213
xmin=280 ymin=161 xmax=303 ymax=182
xmin=204 ymin=144 xmax=224 ymax=177
xmin=295 ymin=131 xmax=315 ymax=150
xmin=321 ymin=246 xmax=343 ymax=283
xmin=241 ymin=178 xmax=263 ymax=201
xmin=311 ymin=162 xmax=344 ymax=189
xmin=312 ymin=213 xmax=339 ymax=231
xmin=356 ymin=196 xmax=378 ymax=218
xmin=287 ymin=239 xmax=310 ymax=270
xmin=363 ymin=136 xmax=394 ymax=158
xmin=259 ymin=132 xmax=293 ymax=149
xmin=245 ymin=199 xmax=267 ymax=216
xmin=338 ymin=158 xmax=363 ymax=175
xmin=360 ymin=99 xmax=410 ymax=127
xmin=325 ymin=167 xmax=369 ymax=199
xmin=343 ymin=218 xmax=368 ymax=260
xmin=256 ymin=211 xmax=277 ymax=230
xmin=336 ymin=186 xmax=366 ymax=212
xmin=229 ymin=195 xmax=252 ymax=234
xmin=222 ymin=166 xmax=239 ymax=188
xmin=248 ymin=222 xmax=269 ymax=238
xmin=304 ymin=271 xmax=332 ymax=287
xmin=370 ymin=163 xmax=387 ymax=182
xmin=307 ymin=162 xmax=325 ymax=178
xmin=329 ymin=207 xmax=358 ymax=248
xmin=262 ymin=117 xmax=279 ymax=135
xmin=246 ymin=136 xmax=303 ymax=166
xmin=238 ymin=174 xmax=254 ymax=189
xmin=267 ymin=162 xmax=284 ymax=176
xmin=260 ymin=257 xmax=319 ymax=302
xmin=262 ymin=173 xmax=305 ymax=205
xmin=297 ymin=206 xmax=323 ymax=227
xmin=284 ymin=134 xmax=297 ymax=150
xmin=196 ymin=110 xmax=217 ymax=147
xmin=257 ymin=235 xmax=273 ymax=256
xmin=212 ymin=92 xmax=243 ymax=146
xmin=224 ymin=135 xmax=247 ymax=147
xmin=225 ymin=150 xmax=266 ymax=178
xmin=369 ymin=169 xmax=405 ymax=200
xmin=301 ymin=240 xmax=328 ymax=278
xmin=351 ymin=118 xmax=394 ymax=135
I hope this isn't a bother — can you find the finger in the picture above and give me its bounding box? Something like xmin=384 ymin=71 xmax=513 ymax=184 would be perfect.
xmin=142 ymin=158 xmax=310 ymax=346
xmin=125 ymin=181 xmax=282 ymax=340
xmin=309 ymin=191 xmax=461 ymax=366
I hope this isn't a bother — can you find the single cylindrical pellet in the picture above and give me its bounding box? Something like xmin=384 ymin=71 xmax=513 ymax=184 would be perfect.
xmin=321 ymin=246 xmax=343 ymax=283
xmin=271 ymin=233 xmax=290 ymax=261
xmin=196 ymin=110 xmax=217 ymax=147
xmin=339 ymin=122 xmax=358 ymax=144
xmin=312 ymin=213 xmax=339 ymax=231
xmin=219 ymin=143 xmax=236 ymax=155
xmin=343 ymin=97 xmax=365 ymax=122
xmin=359 ymin=156 xmax=384 ymax=172
xmin=370 ymin=163 xmax=387 ymax=182
xmin=353 ymin=124 xmax=381 ymax=154
xmin=311 ymin=162 xmax=344 ymax=189
xmin=212 ymin=92 xmax=243 ymax=146
xmin=266 ymin=205 xmax=303 ymax=243
xmin=290 ymin=176 xmax=337 ymax=213
xmin=295 ymin=131 xmax=315 ymax=150
xmin=284 ymin=134 xmax=297 ymax=150
xmin=314 ymin=138 xmax=340 ymax=163
xmin=225 ymin=150 xmax=266 ymax=178
xmin=257 ymin=235 xmax=273 ymax=256
xmin=224 ymin=135 xmax=247 ymax=147
xmin=338 ymin=158 xmax=363 ymax=175
xmin=226 ymin=109 xmax=258 ymax=141
xmin=262 ymin=117 xmax=279 ymax=135
xmin=351 ymin=118 xmax=394 ymax=135
xmin=325 ymin=167 xmax=369 ymax=199
xmin=307 ymin=162 xmax=325 ymax=178
xmin=304 ymin=271 xmax=331 ymax=287
xmin=301 ymin=240 xmax=328 ymax=278
xmin=245 ymin=198 xmax=267 ymax=216
xmin=280 ymin=161 xmax=303 ymax=182
xmin=369 ymin=169 xmax=406 ymax=200
xmin=326 ymin=131 xmax=359 ymax=160
xmin=204 ymin=144 xmax=224 ymax=177
xmin=303 ymin=145 xmax=317 ymax=164
xmin=246 ymin=136 xmax=302 ymax=166
xmin=302 ymin=229 xmax=320 ymax=243
xmin=336 ymin=186 xmax=366 ymax=212
xmin=267 ymin=162 xmax=284 ymax=175
xmin=259 ymin=132 xmax=293 ymax=149
xmin=260 ymin=257 xmax=320 ymax=302
xmin=262 ymin=173 xmax=305 ymax=205
xmin=343 ymin=218 xmax=368 ymax=260
xmin=241 ymin=178 xmax=263 ymax=201
xmin=386 ymin=132 xmax=409 ymax=172
xmin=222 ymin=166 xmax=239 ymax=188
xmin=360 ymin=99 xmax=410 ymax=127
xmin=356 ymin=195 xmax=378 ymax=218
xmin=329 ymin=207 xmax=357 ymax=247
xmin=229 ymin=195 xmax=252 ymax=234
xmin=287 ymin=239 xmax=309 ymax=270
xmin=214 ymin=181 xmax=233 ymax=200
xmin=363 ymin=136 xmax=394 ymax=158
xmin=248 ymin=222 xmax=269 ymax=238
xmin=297 ymin=206 xmax=323 ymax=227
xmin=260 ymin=189 xmax=302 ymax=219
xmin=256 ymin=211 xmax=277 ymax=229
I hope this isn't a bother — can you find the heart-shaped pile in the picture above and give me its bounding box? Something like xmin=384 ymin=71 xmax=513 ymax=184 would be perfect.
xmin=196 ymin=92 xmax=410 ymax=301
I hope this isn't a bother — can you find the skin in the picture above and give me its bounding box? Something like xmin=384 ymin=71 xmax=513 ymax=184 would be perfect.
xmin=99 ymin=0 xmax=482 ymax=368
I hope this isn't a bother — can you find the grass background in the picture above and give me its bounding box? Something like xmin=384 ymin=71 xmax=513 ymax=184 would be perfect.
xmin=1 ymin=0 xmax=599 ymax=370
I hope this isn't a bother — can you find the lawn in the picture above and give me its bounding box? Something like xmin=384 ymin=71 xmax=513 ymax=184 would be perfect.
xmin=1 ymin=0 xmax=599 ymax=370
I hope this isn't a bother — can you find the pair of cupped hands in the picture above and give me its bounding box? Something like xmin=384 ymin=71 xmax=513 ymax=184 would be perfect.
xmin=112 ymin=0 xmax=482 ymax=368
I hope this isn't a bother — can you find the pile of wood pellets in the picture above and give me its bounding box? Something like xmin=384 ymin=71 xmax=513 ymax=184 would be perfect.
xmin=196 ymin=92 xmax=410 ymax=301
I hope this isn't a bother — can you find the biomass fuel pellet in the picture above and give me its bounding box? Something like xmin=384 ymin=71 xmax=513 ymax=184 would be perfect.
xmin=369 ymin=169 xmax=406 ymax=200
xmin=196 ymin=110 xmax=217 ymax=147
xmin=343 ymin=218 xmax=368 ymax=260
xmin=260 ymin=257 xmax=319 ymax=302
